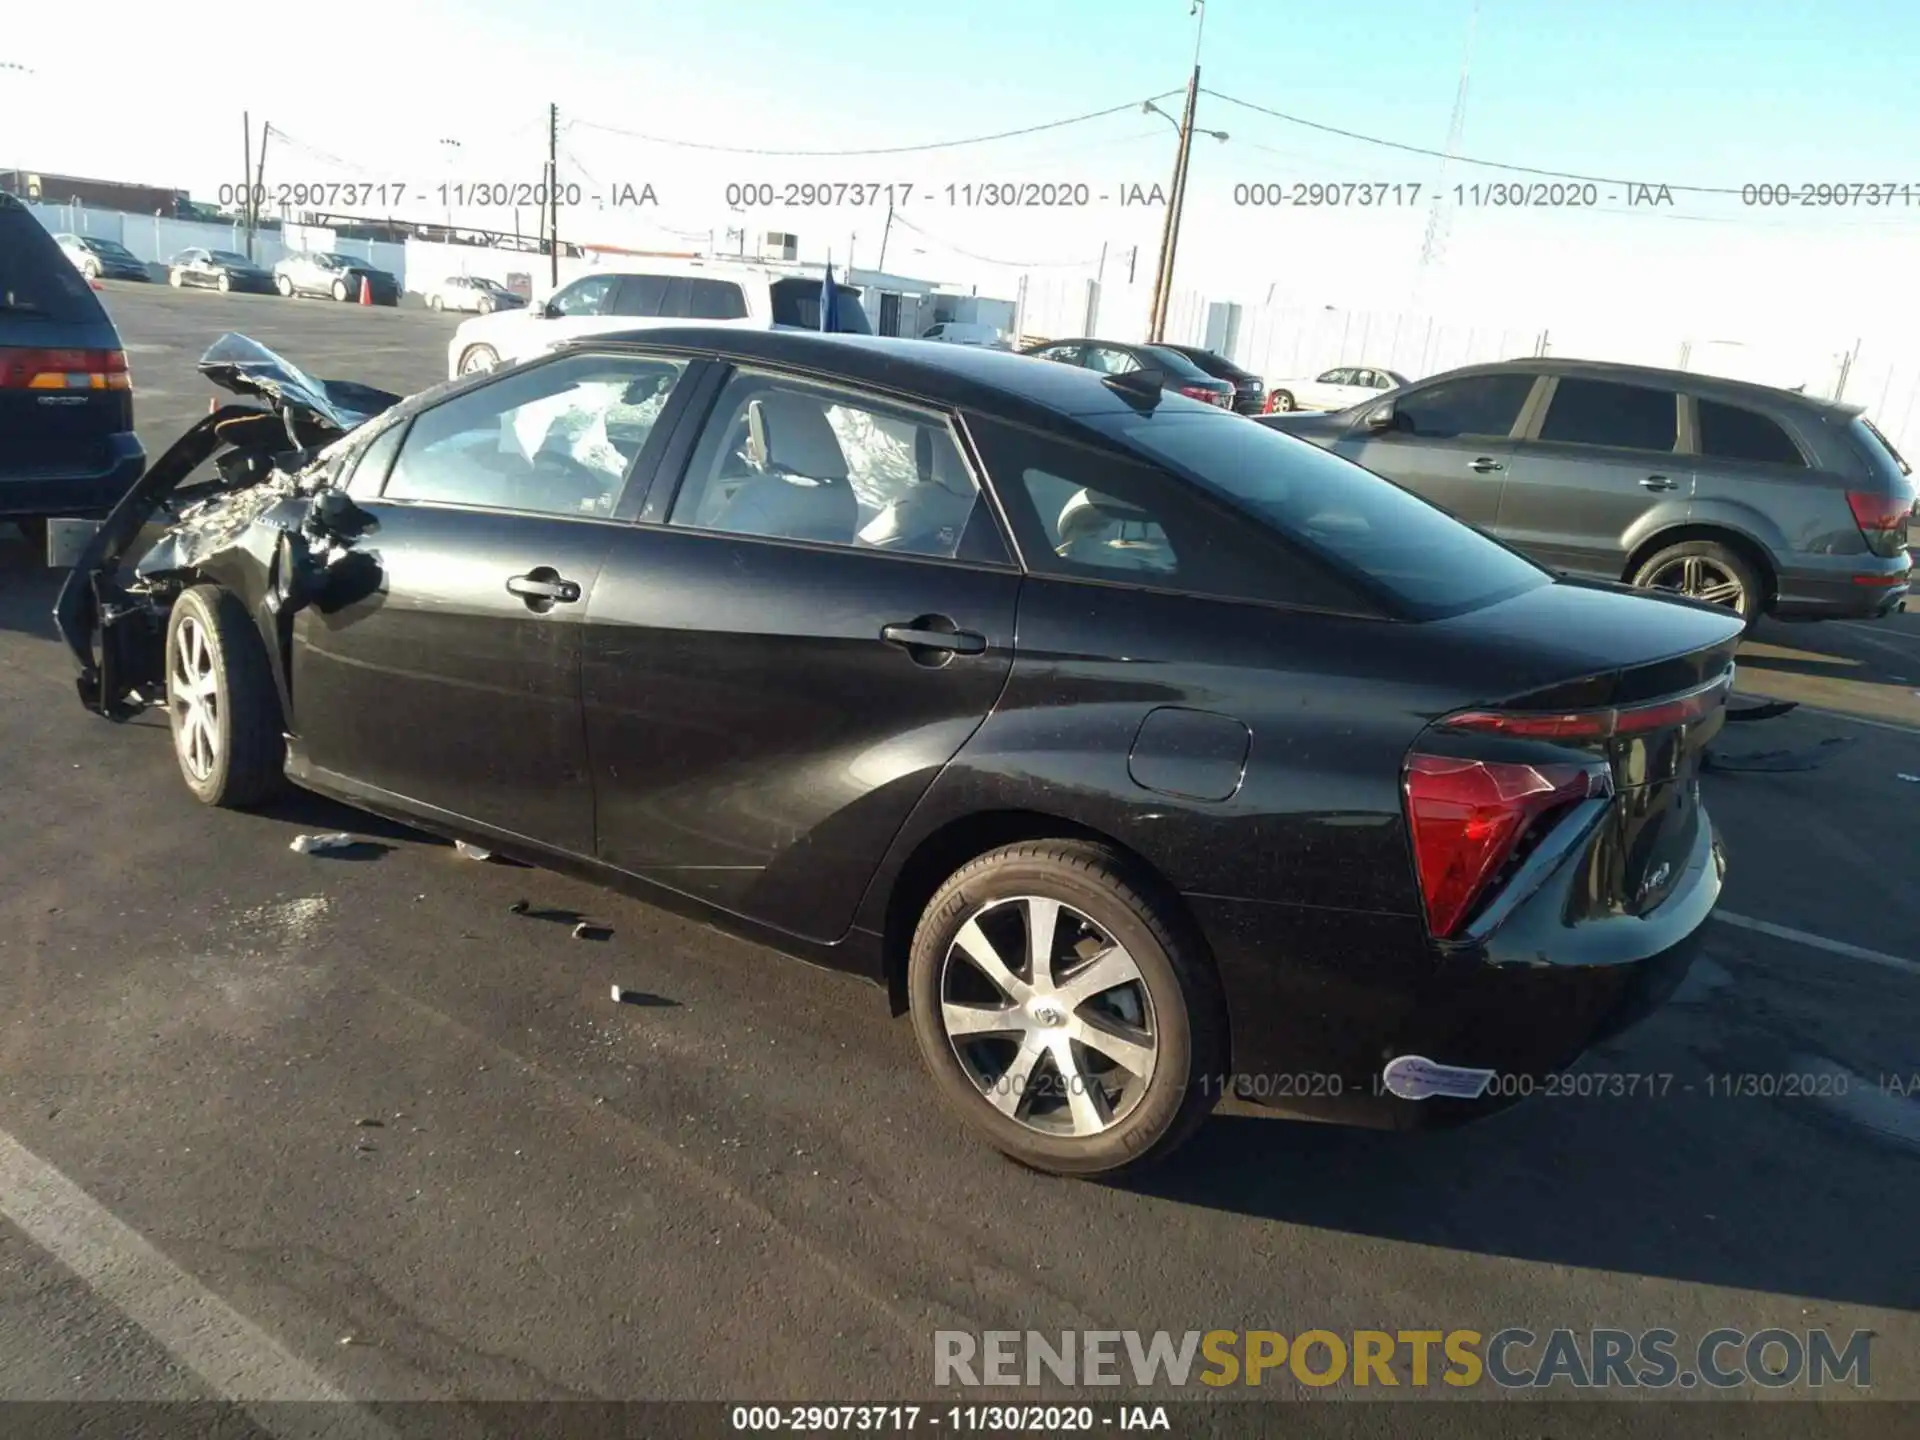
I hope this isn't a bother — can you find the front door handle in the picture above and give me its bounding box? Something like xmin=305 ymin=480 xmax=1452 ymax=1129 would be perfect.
xmin=882 ymin=617 xmax=988 ymax=661
xmin=1468 ymin=456 xmax=1505 ymax=474
xmin=507 ymin=568 xmax=582 ymax=608
xmin=1640 ymin=474 xmax=1677 ymax=491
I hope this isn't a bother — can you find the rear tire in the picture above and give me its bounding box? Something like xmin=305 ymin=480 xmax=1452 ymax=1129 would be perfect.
xmin=217 ymin=272 xmax=231 ymax=293
xmin=276 ymin=274 xmax=294 ymax=298
xmin=458 ymin=344 xmax=500 ymax=375
xmin=164 ymin=585 xmax=287 ymax=809
xmin=1270 ymin=390 xmax=1296 ymax=412
xmin=1631 ymin=538 xmax=1764 ymax=629
xmin=168 ymin=268 xmax=182 ymax=288
xmin=332 ymin=279 xmax=349 ymax=302
xmin=906 ymin=840 xmax=1226 ymax=1178
xmin=428 ymin=293 xmax=443 ymax=311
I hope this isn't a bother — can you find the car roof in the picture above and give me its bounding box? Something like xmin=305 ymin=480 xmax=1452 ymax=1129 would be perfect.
xmin=1450 ymin=356 xmax=1855 ymax=416
xmin=570 ymin=325 xmax=1215 ymax=426
xmin=569 ymin=258 xmax=818 ymax=284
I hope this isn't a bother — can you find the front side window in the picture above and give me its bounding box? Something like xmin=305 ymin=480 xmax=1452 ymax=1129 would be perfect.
xmin=667 ymin=372 xmax=987 ymax=561
xmin=1083 ymin=346 xmax=1141 ymax=376
xmin=382 ymin=353 xmax=688 ymax=517
xmin=1389 ymin=373 xmax=1535 ymax=439
xmin=551 ymin=274 xmax=617 ymax=317
xmin=1696 ymin=398 xmax=1804 ymax=466
xmin=1537 ymin=378 xmax=1678 ymax=451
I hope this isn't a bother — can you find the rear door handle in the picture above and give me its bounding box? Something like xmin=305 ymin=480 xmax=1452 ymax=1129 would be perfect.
xmin=507 ymin=569 xmax=582 ymax=604
xmin=882 ymin=621 xmax=987 ymax=656
xmin=1468 ymin=456 xmax=1505 ymax=474
xmin=1640 ymin=474 xmax=1677 ymax=491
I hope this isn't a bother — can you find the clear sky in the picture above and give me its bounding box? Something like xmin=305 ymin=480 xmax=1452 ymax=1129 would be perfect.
xmin=5 ymin=0 xmax=1917 ymax=335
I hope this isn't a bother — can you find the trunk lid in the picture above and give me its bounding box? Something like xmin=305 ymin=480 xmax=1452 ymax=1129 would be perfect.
xmin=1414 ymin=578 xmax=1743 ymax=931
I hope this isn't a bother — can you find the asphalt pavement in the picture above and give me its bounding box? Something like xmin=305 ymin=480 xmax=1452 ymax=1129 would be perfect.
xmin=0 ymin=282 xmax=1915 ymax=1435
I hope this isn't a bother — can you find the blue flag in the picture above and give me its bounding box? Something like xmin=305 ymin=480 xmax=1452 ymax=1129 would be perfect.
xmin=820 ymin=262 xmax=840 ymax=333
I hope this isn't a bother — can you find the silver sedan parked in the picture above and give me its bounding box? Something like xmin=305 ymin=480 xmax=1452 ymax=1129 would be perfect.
xmin=422 ymin=274 xmax=526 ymax=314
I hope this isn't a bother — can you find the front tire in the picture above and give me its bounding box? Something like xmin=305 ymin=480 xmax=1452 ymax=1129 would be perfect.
xmin=1632 ymin=538 xmax=1763 ymax=628
xmin=1270 ymin=390 xmax=1296 ymax=412
xmin=168 ymin=268 xmax=182 ymax=288
xmin=458 ymin=344 xmax=500 ymax=375
xmin=428 ymin=293 xmax=443 ymax=311
xmin=217 ymin=272 xmax=231 ymax=293
xmin=164 ymin=585 xmax=287 ymax=808
xmin=82 ymin=259 xmax=101 ymax=280
xmin=275 ymin=274 xmax=294 ymax=298
xmin=332 ymin=278 xmax=349 ymax=302
xmin=907 ymin=840 xmax=1226 ymax=1178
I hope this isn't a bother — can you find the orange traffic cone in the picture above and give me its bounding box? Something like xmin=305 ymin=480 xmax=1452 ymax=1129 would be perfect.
xmin=358 ymin=274 xmax=372 ymax=306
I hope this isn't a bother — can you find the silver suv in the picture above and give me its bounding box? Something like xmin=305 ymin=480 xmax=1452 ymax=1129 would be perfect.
xmin=1260 ymin=358 xmax=1913 ymax=624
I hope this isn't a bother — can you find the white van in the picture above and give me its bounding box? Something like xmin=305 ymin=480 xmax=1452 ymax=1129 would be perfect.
xmin=445 ymin=258 xmax=873 ymax=379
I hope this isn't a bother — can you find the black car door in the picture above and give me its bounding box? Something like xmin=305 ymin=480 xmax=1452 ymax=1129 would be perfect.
xmin=582 ymin=363 xmax=1021 ymax=943
xmin=289 ymin=349 xmax=701 ymax=854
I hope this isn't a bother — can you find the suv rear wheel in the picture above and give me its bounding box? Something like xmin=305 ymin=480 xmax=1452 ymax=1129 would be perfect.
xmin=906 ymin=841 xmax=1226 ymax=1177
xmin=1632 ymin=538 xmax=1763 ymax=627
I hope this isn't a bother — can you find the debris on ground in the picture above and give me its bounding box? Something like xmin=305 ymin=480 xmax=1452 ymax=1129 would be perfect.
xmin=573 ymin=922 xmax=613 ymax=942
xmin=1723 ymin=699 xmax=1798 ymax=723
xmin=1899 ymin=773 xmax=1920 ymax=784
xmin=508 ymin=900 xmax=530 ymax=914
xmin=455 ymin=841 xmax=493 ymax=861
xmin=355 ymin=1118 xmax=383 ymax=1128
xmin=1703 ymin=735 xmax=1858 ymax=774
xmin=289 ymin=832 xmax=356 ymax=854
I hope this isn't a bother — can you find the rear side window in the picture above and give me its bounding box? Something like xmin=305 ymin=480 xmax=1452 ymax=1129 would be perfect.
xmin=1390 ymin=374 xmax=1533 ymax=438
xmin=677 ymin=278 xmax=749 ymax=320
xmin=0 ymin=205 xmax=110 ymax=324
xmin=1696 ymin=399 xmax=1804 ymax=466
xmin=612 ymin=274 xmax=669 ymax=315
xmin=1856 ymin=416 xmax=1911 ymax=479
xmin=968 ymin=414 xmax=1376 ymax=612
xmin=1538 ymin=378 xmax=1678 ymax=451
xmin=1109 ymin=411 xmax=1550 ymax=619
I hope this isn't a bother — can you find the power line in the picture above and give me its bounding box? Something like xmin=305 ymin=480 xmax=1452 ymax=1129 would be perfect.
xmin=564 ymin=93 xmax=1183 ymax=157
xmin=889 ymin=213 xmax=1104 ymax=269
xmin=1203 ymin=87 xmax=1751 ymax=196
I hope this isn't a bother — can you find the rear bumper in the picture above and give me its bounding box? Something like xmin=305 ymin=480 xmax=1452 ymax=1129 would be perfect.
xmin=0 ymin=434 xmax=147 ymax=519
xmin=1195 ymin=810 xmax=1723 ymax=1131
xmin=1771 ymin=554 xmax=1910 ymax=620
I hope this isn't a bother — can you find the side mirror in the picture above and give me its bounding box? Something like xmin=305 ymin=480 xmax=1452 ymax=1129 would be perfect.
xmin=529 ymin=300 xmax=553 ymax=319
xmin=1363 ymin=402 xmax=1396 ymax=432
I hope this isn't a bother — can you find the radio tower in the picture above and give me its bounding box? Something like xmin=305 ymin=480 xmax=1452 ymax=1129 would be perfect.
xmin=1414 ymin=0 xmax=1480 ymax=300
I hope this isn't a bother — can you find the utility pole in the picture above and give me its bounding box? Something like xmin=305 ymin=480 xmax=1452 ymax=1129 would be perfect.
xmin=547 ymin=102 xmax=559 ymax=288
xmin=252 ymin=120 xmax=270 ymax=238
xmin=877 ymin=195 xmax=895 ymax=271
xmin=242 ymin=111 xmax=253 ymax=260
xmin=1147 ymin=2 xmax=1207 ymax=342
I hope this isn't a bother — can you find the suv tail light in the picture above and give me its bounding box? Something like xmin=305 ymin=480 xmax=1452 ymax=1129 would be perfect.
xmin=1403 ymin=755 xmax=1602 ymax=939
xmin=1846 ymin=490 xmax=1911 ymax=559
xmin=0 ymin=347 xmax=131 ymax=391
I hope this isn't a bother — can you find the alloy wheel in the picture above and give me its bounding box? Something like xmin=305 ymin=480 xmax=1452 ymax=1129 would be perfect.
xmin=938 ymin=895 xmax=1159 ymax=1138
xmin=1645 ymin=553 xmax=1747 ymax=611
xmin=168 ymin=614 xmax=220 ymax=782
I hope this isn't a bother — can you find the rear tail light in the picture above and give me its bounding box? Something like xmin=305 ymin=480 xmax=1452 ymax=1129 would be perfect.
xmin=0 ymin=347 xmax=131 ymax=391
xmin=1403 ymin=756 xmax=1601 ymax=939
xmin=1442 ymin=672 xmax=1732 ymax=740
xmin=1847 ymin=490 xmax=1912 ymax=558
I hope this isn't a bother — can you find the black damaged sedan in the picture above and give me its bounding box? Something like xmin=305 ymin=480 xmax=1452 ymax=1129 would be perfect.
xmin=55 ymin=328 xmax=1743 ymax=1176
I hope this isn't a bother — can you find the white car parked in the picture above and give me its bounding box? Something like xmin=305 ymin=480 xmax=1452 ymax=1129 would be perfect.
xmin=445 ymin=258 xmax=873 ymax=379
xmin=919 ymin=321 xmax=1008 ymax=349
xmin=423 ymin=274 xmax=528 ymax=315
xmin=1263 ymin=364 xmax=1410 ymax=413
